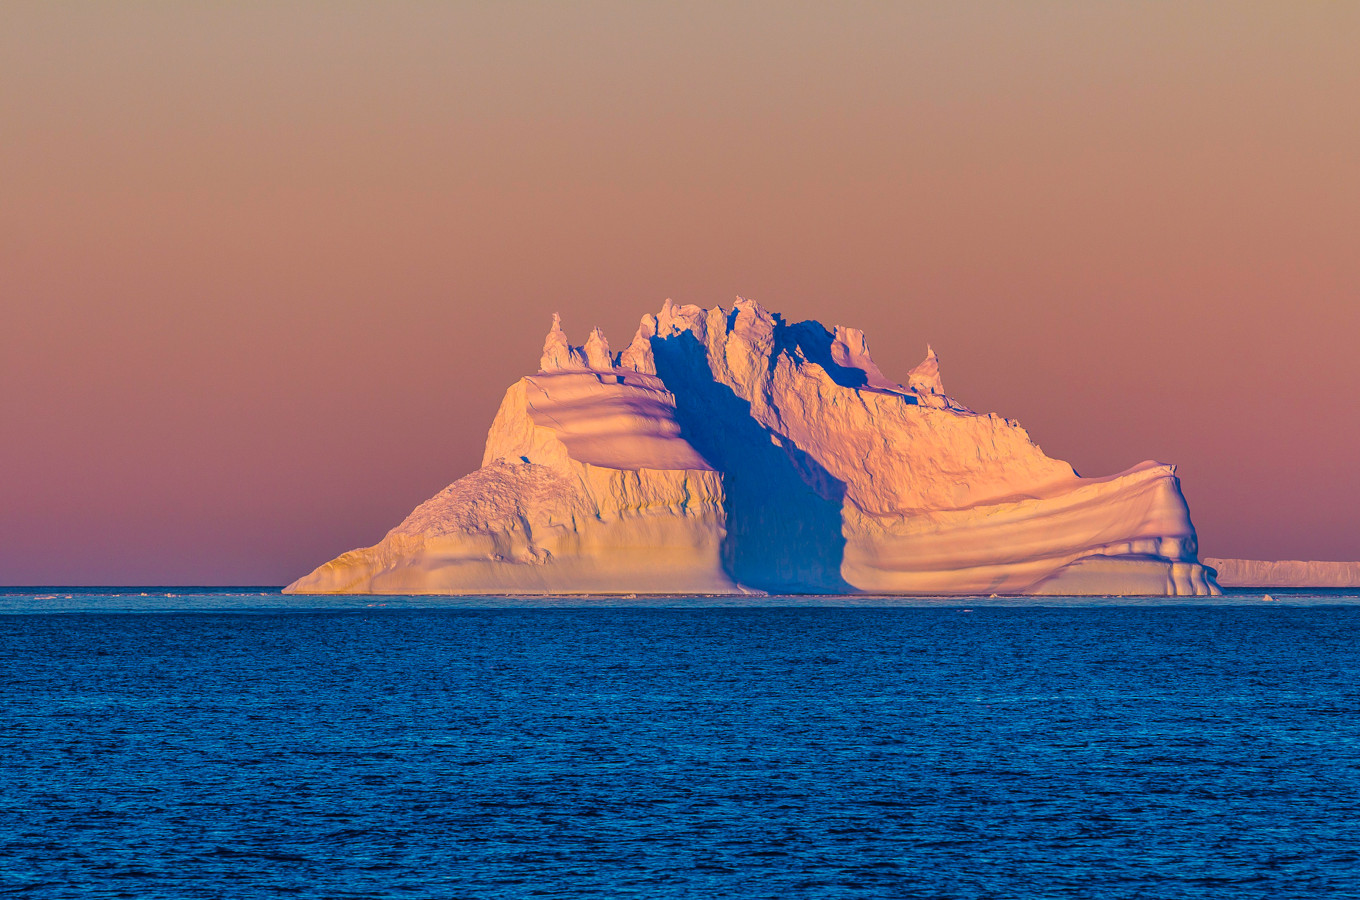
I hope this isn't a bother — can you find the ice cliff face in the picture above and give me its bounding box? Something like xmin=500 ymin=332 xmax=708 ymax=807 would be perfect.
xmin=286 ymin=299 xmax=1220 ymax=596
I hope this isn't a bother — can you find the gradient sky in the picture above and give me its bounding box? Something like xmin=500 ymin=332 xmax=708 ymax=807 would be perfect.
xmin=3 ymin=2 xmax=1358 ymax=585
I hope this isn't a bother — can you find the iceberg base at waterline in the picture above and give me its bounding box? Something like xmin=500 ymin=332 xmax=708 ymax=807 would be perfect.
xmin=286 ymin=300 xmax=1219 ymax=597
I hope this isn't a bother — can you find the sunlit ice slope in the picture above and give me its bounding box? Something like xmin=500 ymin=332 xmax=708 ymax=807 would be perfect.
xmin=286 ymin=317 xmax=736 ymax=595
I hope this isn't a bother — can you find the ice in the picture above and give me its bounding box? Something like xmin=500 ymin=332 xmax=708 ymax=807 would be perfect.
xmin=287 ymin=300 xmax=1220 ymax=596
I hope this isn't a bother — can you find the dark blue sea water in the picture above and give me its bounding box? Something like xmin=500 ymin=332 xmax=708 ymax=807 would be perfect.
xmin=2 ymin=589 xmax=1359 ymax=899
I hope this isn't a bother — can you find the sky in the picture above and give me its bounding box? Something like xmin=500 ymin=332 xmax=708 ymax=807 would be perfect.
xmin=2 ymin=2 xmax=1358 ymax=585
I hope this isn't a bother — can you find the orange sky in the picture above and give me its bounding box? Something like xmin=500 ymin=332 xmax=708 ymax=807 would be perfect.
xmin=2 ymin=2 xmax=1358 ymax=584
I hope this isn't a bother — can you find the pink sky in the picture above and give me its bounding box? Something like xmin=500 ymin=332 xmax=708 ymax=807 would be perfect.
xmin=2 ymin=3 xmax=1358 ymax=585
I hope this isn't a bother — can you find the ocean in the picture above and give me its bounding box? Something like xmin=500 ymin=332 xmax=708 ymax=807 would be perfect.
xmin=2 ymin=589 xmax=1358 ymax=898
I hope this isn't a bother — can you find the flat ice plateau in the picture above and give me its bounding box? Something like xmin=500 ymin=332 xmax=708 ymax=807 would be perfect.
xmin=1206 ymin=559 xmax=1360 ymax=589
xmin=288 ymin=299 xmax=1220 ymax=596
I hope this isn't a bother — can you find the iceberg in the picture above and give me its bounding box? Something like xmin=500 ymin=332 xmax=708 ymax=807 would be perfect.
xmin=287 ymin=299 xmax=1220 ymax=596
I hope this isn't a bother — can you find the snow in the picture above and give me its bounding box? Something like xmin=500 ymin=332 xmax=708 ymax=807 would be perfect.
xmin=286 ymin=298 xmax=1221 ymax=596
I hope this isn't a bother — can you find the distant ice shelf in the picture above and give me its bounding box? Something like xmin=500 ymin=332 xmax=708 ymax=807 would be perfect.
xmin=1205 ymin=559 xmax=1360 ymax=589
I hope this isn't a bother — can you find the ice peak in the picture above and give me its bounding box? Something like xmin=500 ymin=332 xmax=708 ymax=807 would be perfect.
xmin=620 ymin=313 xmax=659 ymax=375
xmin=727 ymin=297 xmax=777 ymax=368
xmin=539 ymin=313 xmax=588 ymax=372
xmin=826 ymin=324 xmax=901 ymax=391
xmin=584 ymin=327 xmax=614 ymax=370
xmin=655 ymin=297 xmax=708 ymax=338
xmin=907 ymin=344 xmax=944 ymax=395
xmin=732 ymin=296 xmax=774 ymax=334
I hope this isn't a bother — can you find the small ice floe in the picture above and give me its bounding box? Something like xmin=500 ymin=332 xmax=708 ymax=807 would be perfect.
xmin=1262 ymin=594 xmax=1276 ymax=602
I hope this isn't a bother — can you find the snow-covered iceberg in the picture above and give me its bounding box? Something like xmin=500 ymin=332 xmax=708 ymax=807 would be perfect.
xmin=286 ymin=299 xmax=1219 ymax=596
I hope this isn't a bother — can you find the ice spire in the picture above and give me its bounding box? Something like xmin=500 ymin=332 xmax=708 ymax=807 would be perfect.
xmin=906 ymin=344 xmax=944 ymax=395
xmin=539 ymin=313 xmax=587 ymax=372
xmin=583 ymin=327 xmax=613 ymax=370
xmin=830 ymin=325 xmax=898 ymax=391
xmin=620 ymin=313 xmax=658 ymax=374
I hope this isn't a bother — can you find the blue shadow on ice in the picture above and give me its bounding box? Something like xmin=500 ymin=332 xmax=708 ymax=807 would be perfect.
xmin=651 ymin=329 xmax=852 ymax=593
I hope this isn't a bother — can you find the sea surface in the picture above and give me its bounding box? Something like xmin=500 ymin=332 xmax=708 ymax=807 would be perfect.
xmin=2 ymin=588 xmax=1359 ymax=899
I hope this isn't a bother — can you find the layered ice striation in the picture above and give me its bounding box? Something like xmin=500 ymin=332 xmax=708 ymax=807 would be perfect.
xmin=287 ymin=299 xmax=1219 ymax=596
